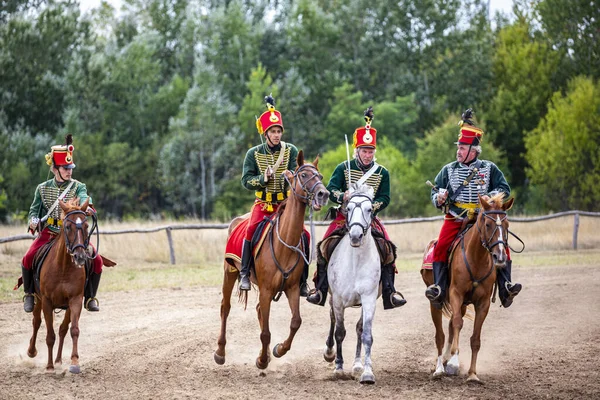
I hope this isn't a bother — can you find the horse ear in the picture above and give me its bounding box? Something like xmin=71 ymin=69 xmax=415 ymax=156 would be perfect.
xmin=503 ymin=197 xmax=514 ymax=211
xmin=59 ymin=199 xmax=68 ymax=212
xmin=283 ymin=170 xmax=294 ymax=182
xmin=479 ymin=194 xmax=490 ymax=210
xmin=312 ymin=154 xmax=319 ymax=168
xmin=297 ymin=150 xmax=304 ymax=167
xmin=80 ymin=199 xmax=89 ymax=211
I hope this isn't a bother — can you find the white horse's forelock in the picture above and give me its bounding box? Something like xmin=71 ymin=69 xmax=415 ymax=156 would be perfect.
xmin=349 ymin=183 xmax=374 ymax=200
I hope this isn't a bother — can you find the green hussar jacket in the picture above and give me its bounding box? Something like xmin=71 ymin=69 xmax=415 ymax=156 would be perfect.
xmin=328 ymin=159 xmax=390 ymax=216
xmin=28 ymin=179 xmax=93 ymax=234
xmin=241 ymin=142 xmax=299 ymax=204
xmin=431 ymin=159 xmax=510 ymax=218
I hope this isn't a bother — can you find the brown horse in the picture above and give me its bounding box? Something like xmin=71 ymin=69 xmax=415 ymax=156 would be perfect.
xmin=27 ymin=198 xmax=95 ymax=374
xmin=421 ymin=193 xmax=514 ymax=383
xmin=214 ymin=151 xmax=329 ymax=369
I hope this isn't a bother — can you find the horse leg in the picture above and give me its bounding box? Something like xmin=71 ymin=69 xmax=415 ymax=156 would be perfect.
xmin=27 ymin=298 xmax=42 ymax=358
xmin=443 ymin=304 xmax=467 ymax=366
xmin=55 ymin=308 xmax=71 ymax=365
xmin=214 ymin=264 xmax=237 ymax=365
xmin=272 ymin=289 xmax=301 ymax=359
xmin=332 ymin=299 xmax=346 ymax=375
xmin=323 ymin=305 xmax=336 ymax=362
xmin=359 ymin=297 xmax=377 ymax=385
xmin=430 ymin=304 xmax=446 ymax=378
xmin=352 ymin=314 xmax=363 ymax=375
xmin=67 ymin=298 xmax=83 ymax=374
xmin=41 ymin=299 xmax=56 ymax=373
xmin=467 ymin=299 xmax=490 ymax=384
xmin=446 ymin=289 xmax=464 ymax=376
xmin=256 ymin=291 xmax=272 ymax=369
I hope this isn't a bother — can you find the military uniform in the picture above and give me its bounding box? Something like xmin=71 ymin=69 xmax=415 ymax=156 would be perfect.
xmin=307 ymin=107 xmax=406 ymax=310
xmin=425 ymin=110 xmax=522 ymax=308
xmin=238 ymin=96 xmax=308 ymax=293
xmin=20 ymin=135 xmax=104 ymax=313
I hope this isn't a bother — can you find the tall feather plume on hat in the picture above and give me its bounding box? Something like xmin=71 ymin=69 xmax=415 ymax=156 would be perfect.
xmin=459 ymin=108 xmax=475 ymax=127
xmin=364 ymin=106 xmax=374 ymax=126
xmin=265 ymin=94 xmax=276 ymax=111
xmin=65 ymin=134 xmax=73 ymax=146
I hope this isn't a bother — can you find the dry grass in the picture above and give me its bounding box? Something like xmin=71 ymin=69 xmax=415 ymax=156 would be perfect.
xmin=1 ymin=215 xmax=599 ymax=303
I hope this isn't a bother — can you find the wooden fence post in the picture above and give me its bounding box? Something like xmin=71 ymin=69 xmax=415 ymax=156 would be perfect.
xmin=166 ymin=228 xmax=176 ymax=264
xmin=573 ymin=212 xmax=580 ymax=250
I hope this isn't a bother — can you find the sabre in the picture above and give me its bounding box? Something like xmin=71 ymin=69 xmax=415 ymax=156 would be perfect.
xmin=345 ymin=134 xmax=352 ymax=186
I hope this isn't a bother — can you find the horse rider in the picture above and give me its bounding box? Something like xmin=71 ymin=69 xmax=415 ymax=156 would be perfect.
xmin=306 ymin=107 xmax=407 ymax=310
xmin=21 ymin=135 xmax=104 ymax=313
xmin=425 ymin=109 xmax=522 ymax=309
xmin=238 ymin=95 xmax=310 ymax=295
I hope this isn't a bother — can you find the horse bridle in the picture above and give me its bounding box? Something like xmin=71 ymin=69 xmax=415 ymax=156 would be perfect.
xmin=284 ymin=164 xmax=324 ymax=206
xmin=477 ymin=210 xmax=508 ymax=253
xmin=63 ymin=209 xmax=98 ymax=258
xmin=346 ymin=194 xmax=373 ymax=236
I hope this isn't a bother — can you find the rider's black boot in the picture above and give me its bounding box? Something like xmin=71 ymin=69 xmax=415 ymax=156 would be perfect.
xmin=85 ymin=271 xmax=102 ymax=312
xmin=497 ymin=260 xmax=522 ymax=308
xmin=306 ymin=257 xmax=328 ymax=306
xmin=22 ymin=265 xmax=35 ymax=313
xmin=381 ymin=264 xmax=407 ymax=310
xmin=239 ymin=239 xmax=252 ymax=291
xmin=299 ymin=233 xmax=310 ymax=297
xmin=425 ymin=261 xmax=448 ymax=309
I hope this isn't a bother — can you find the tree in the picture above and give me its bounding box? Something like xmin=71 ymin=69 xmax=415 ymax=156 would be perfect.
xmin=485 ymin=17 xmax=559 ymax=191
xmin=525 ymin=76 xmax=600 ymax=211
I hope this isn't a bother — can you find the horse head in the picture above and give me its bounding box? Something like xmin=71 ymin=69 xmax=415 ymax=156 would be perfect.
xmin=282 ymin=150 xmax=329 ymax=211
xmin=477 ymin=193 xmax=514 ymax=267
xmin=59 ymin=198 xmax=93 ymax=267
xmin=345 ymin=183 xmax=375 ymax=247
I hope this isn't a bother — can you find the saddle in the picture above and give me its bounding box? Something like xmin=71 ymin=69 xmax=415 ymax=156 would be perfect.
xmin=317 ymin=227 xmax=397 ymax=266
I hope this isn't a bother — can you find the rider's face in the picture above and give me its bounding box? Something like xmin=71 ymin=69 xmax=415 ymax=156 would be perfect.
xmin=53 ymin=166 xmax=73 ymax=182
xmin=357 ymin=147 xmax=375 ymax=165
xmin=266 ymin=126 xmax=283 ymax=146
xmin=456 ymin=144 xmax=477 ymax=164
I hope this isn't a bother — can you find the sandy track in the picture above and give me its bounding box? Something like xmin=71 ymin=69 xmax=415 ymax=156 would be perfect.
xmin=1 ymin=263 xmax=599 ymax=400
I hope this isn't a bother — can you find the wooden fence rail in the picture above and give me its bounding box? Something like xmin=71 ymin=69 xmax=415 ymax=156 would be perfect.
xmin=2 ymin=210 xmax=599 ymax=264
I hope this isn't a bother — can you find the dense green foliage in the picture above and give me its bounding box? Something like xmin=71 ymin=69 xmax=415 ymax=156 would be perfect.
xmin=1 ymin=0 xmax=598 ymax=223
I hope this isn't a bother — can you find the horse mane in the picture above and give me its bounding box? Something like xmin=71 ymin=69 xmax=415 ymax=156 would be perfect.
xmin=487 ymin=192 xmax=506 ymax=208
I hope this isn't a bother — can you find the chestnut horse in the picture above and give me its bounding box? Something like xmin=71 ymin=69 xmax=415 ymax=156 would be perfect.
xmin=421 ymin=193 xmax=514 ymax=383
xmin=214 ymin=151 xmax=329 ymax=369
xmin=27 ymin=198 xmax=95 ymax=374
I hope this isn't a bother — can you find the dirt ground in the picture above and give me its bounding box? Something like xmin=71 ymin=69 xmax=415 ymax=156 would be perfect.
xmin=1 ymin=263 xmax=599 ymax=400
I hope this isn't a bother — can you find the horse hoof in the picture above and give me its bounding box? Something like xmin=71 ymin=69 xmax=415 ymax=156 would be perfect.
xmin=432 ymin=370 xmax=445 ymax=379
xmin=213 ymin=352 xmax=225 ymax=365
xmin=69 ymin=365 xmax=81 ymax=374
xmin=272 ymin=344 xmax=283 ymax=358
xmin=467 ymin=374 xmax=483 ymax=384
xmin=445 ymin=363 xmax=460 ymax=376
xmin=351 ymin=363 xmax=363 ymax=375
xmin=323 ymin=347 xmax=335 ymax=363
xmin=27 ymin=350 xmax=37 ymax=358
xmin=45 ymin=368 xmax=55 ymax=374
xmin=256 ymin=358 xmax=269 ymax=370
xmin=359 ymin=372 xmax=375 ymax=385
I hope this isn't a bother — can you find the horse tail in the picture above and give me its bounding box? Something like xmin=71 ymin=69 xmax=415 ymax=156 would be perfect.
xmin=441 ymin=301 xmax=475 ymax=321
xmin=238 ymin=289 xmax=249 ymax=310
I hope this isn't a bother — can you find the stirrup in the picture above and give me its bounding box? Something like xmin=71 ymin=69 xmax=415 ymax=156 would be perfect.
xmin=505 ymin=281 xmax=522 ymax=297
xmin=390 ymin=291 xmax=407 ymax=308
xmin=425 ymin=284 xmax=442 ymax=301
xmin=306 ymin=289 xmax=322 ymax=305
xmin=85 ymin=297 xmax=100 ymax=312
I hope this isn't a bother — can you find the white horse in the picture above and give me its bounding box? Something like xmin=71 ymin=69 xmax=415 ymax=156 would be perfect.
xmin=323 ymin=183 xmax=381 ymax=384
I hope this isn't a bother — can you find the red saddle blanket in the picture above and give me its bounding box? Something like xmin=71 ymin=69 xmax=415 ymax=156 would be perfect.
xmin=224 ymin=215 xmax=310 ymax=268
xmin=421 ymin=239 xmax=436 ymax=270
